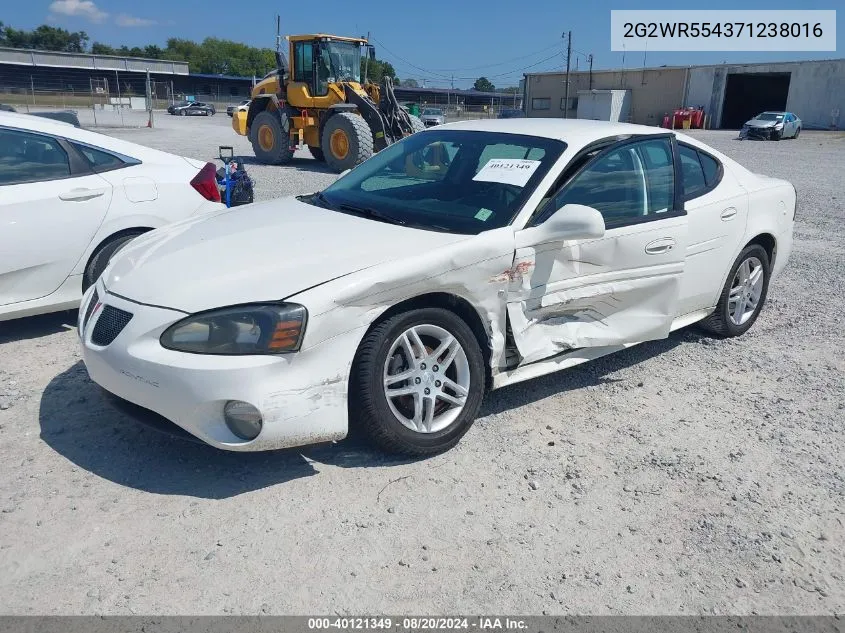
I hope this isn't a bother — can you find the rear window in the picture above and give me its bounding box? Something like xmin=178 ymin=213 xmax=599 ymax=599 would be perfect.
xmin=71 ymin=142 xmax=127 ymax=171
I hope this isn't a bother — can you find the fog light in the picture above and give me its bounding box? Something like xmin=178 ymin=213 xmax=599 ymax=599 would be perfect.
xmin=223 ymin=401 xmax=263 ymax=440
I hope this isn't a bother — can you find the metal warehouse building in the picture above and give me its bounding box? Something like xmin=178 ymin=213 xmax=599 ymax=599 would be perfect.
xmin=523 ymin=58 xmax=845 ymax=130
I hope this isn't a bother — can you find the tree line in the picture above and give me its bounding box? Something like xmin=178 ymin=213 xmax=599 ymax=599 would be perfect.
xmin=0 ymin=22 xmax=516 ymax=91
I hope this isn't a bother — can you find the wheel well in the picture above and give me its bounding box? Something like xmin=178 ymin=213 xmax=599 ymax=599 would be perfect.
xmin=360 ymin=292 xmax=493 ymax=389
xmin=83 ymin=227 xmax=151 ymax=276
xmin=746 ymin=233 xmax=776 ymax=267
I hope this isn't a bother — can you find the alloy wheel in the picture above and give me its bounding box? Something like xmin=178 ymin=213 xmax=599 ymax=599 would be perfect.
xmin=728 ymin=256 xmax=764 ymax=326
xmin=382 ymin=324 xmax=470 ymax=433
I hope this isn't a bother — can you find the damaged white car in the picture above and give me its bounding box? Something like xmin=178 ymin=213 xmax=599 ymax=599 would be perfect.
xmin=79 ymin=119 xmax=796 ymax=455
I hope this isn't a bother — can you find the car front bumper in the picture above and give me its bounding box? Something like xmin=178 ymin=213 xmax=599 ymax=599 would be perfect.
xmin=741 ymin=126 xmax=780 ymax=140
xmin=78 ymin=283 xmax=360 ymax=452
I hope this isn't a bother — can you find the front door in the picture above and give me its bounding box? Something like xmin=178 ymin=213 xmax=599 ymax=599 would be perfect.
xmin=507 ymin=135 xmax=688 ymax=365
xmin=0 ymin=127 xmax=112 ymax=306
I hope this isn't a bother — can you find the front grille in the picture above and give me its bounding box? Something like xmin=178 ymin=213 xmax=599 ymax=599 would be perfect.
xmin=91 ymin=305 xmax=133 ymax=346
xmin=82 ymin=289 xmax=99 ymax=332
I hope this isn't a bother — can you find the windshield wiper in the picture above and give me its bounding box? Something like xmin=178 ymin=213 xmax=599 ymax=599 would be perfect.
xmin=335 ymin=202 xmax=407 ymax=227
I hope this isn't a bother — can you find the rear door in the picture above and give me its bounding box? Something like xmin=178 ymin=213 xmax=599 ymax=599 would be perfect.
xmin=507 ymin=135 xmax=688 ymax=365
xmin=675 ymin=142 xmax=748 ymax=315
xmin=0 ymin=126 xmax=112 ymax=306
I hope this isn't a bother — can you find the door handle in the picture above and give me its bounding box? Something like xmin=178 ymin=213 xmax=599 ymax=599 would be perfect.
xmin=645 ymin=238 xmax=675 ymax=255
xmin=59 ymin=189 xmax=105 ymax=202
xmin=720 ymin=207 xmax=737 ymax=221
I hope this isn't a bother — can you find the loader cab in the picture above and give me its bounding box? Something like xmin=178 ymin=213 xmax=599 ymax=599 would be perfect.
xmin=289 ymin=35 xmax=365 ymax=103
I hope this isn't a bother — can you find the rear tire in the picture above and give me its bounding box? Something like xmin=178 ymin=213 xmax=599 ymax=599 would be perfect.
xmin=794 ymin=127 xmax=801 ymax=139
xmin=698 ymin=244 xmax=770 ymax=338
xmin=83 ymin=231 xmax=146 ymax=293
xmin=250 ymin=110 xmax=294 ymax=165
xmin=321 ymin=112 xmax=373 ymax=173
xmin=349 ymin=308 xmax=485 ymax=456
xmin=308 ymin=146 xmax=325 ymax=162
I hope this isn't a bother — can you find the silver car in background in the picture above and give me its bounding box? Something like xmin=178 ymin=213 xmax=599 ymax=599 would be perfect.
xmin=740 ymin=111 xmax=802 ymax=140
xmin=420 ymin=107 xmax=446 ymax=127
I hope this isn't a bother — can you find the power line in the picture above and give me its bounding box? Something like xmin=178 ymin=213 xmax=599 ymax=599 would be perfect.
xmin=422 ymin=41 xmax=564 ymax=72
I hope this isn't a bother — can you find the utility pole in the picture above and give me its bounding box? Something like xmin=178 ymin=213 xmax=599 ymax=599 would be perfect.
xmin=588 ymin=54 xmax=593 ymax=90
xmin=145 ymin=69 xmax=154 ymax=128
xmin=563 ymin=30 xmax=572 ymax=119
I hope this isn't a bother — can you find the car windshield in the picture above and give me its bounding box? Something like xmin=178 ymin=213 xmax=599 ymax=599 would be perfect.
xmin=423 ymin=109 xmax=443 ymax=115
xmin=757 ymin=112 xmax=784 ymax=121
xmin=308 ymin=130 xmax=565 ymax=235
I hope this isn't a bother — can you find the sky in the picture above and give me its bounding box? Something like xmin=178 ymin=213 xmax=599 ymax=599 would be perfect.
xmin=6 ymin=0 xmax=842 ymax=89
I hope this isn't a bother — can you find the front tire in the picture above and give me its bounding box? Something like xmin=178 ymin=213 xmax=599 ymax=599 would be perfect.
xmin=180 ymin=110 xmax=186 ymax=116
xmin=699 ymin=244 xmax=770 ymax=338
xmin=83 ymin=231 xmax=146 ymax=293
xmin=250 ymin=110 xmax=294 ymax=165
xmin=350 ymin=308 xmax=485 ymax=456
xmin=321 ymin=112 xmax=373 ymax=172
xmin=308 ymin=145 xmax=325 ymax=162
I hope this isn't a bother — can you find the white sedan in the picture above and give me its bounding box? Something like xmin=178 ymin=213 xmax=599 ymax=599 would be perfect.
xmin=0 ymin=111 xmax=223 ymax=322
xmin=79 ymin=119 xmax=795 ymax=455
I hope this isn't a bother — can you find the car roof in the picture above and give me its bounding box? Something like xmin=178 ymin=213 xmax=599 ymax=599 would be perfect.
xmin=0 ymin=110 xmax=77 ymax=132
xmin=438 ymin=118 xmax=669 ymax=148
xmin=0 ymin=110 xmax=191 ymax=165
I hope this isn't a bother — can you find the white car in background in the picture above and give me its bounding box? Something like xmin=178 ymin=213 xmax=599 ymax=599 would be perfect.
xmin=0 ymin=111 xmax=223 ymax=322
xmin=80 ymin=119 xmax=795 ymax=456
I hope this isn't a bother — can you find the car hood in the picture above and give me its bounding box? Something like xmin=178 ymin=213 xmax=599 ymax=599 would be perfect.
xmin=103 ymin=196 xmax=469 ymax=314
xmin=421 ymin=115 xmax=444 ymax=120
xmin=745 ymin=118 xmax=781 ymax=127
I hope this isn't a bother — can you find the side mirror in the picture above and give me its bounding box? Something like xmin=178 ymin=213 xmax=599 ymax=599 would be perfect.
xmin=516 ymin=204 xmax=605 ymax=248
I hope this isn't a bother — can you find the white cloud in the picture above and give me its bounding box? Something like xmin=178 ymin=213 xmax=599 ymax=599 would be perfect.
xmin=115 ymin=13 xmax=157 ymax=27
xmin=48 ymin=0 xmax=108 ymax=23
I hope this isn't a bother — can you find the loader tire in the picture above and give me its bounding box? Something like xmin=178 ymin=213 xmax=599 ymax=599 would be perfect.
xmin=250 ymin=110 xmax=294 ymax=165
xmin=409 ymin=115 xmax=425 ymax=133
xmin=308 ymin=146 xmax=325 ymax=162
xmin=322 ymin=112 xmax=373 ymax=173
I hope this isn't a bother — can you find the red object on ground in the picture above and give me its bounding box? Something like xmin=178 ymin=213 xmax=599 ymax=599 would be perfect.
xmin=662 ymin=114 xmax=671 ymax=128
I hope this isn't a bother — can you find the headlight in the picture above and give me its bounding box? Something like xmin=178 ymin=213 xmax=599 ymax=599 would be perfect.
xmin=775 ymin=122 xmax=784 ymax=129
xmin=160 ymin=303 xmax=307 ymax=355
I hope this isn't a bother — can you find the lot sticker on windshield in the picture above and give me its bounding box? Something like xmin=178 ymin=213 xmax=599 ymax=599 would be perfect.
xmin=475 ymin=208 xmax=493 ymax=221
xmin=473 ymin=158 xmax=541 ymax=187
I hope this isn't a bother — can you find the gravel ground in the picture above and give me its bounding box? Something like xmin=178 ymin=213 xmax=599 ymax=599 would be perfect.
xmin=0 ymin=115 xmax=843 ymax=615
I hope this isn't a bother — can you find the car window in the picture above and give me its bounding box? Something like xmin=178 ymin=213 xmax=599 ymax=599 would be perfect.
xmin=679 ymin=144 xmax=707 ymax=199
xmin=542 ymin=137 xmax=675 ymax=227
xmin=698 ymin=151 xmax=720 ymax=187
xmin=316 ymin=130 xmax=565 ymax=234
xmin=0 ymin=128 xmax=71 ymax=185
xmin=71 ymin=142 xmax=128 ymax=171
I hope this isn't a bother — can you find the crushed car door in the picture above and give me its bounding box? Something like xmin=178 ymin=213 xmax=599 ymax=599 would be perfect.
xmin=506 ymin=135 xmax=688 ymax=365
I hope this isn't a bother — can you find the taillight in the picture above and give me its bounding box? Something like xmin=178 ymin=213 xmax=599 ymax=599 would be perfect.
xmin=190 ymin=162 xmax=221 ymax=202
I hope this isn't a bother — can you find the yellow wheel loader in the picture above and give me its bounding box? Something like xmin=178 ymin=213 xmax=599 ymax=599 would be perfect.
xmin=231 ymin=32 xmax=424 ymax=173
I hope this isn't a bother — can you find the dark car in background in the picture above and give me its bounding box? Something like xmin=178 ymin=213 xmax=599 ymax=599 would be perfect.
xmin=168 ymin=101 xmax=216 ymax=116
xmin=498 ymin=108 xmax=525 ymax=119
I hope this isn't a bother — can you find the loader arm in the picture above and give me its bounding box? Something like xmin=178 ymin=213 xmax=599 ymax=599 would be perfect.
xmin=342 ymin=84 xmax=392 ymax=152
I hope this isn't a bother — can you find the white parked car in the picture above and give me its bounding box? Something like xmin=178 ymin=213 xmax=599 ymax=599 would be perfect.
xmin=0 ymin=111 xmax=223 ymax=322
xmin=80 ymin=119 xmax=796 ymax=456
